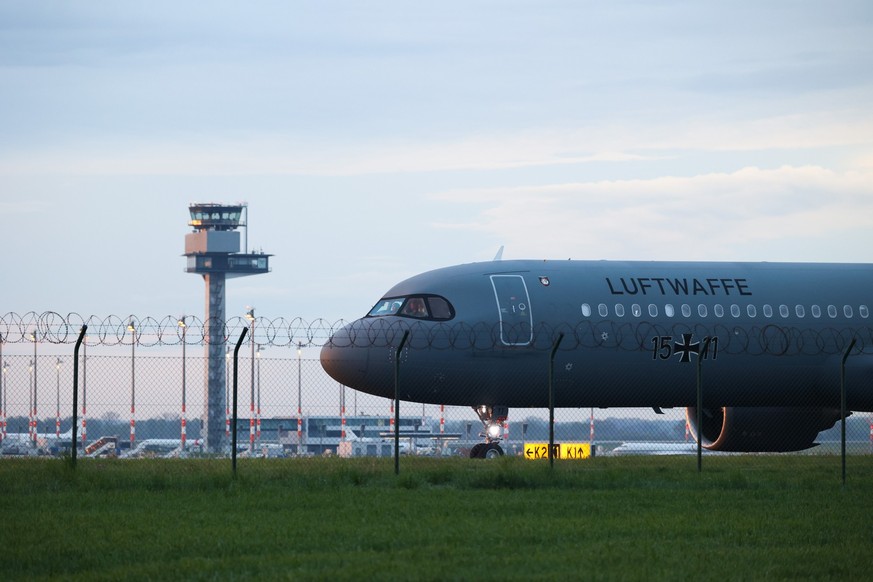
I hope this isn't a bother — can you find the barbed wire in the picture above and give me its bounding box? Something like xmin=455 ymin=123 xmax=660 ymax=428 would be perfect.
xmin=2 ymin=312 xmax=872 ymax=356
xmin=0 ymin=312 xmax=347 ymax=347
xmin=325 ymin=318 xmax=873 ymax=357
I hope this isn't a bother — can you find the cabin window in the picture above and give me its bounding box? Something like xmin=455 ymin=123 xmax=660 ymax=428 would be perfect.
xmin=581 ymin=304 xmax=592 ymax=317
xmin=648 ymin=304 xmax=658 ymax=317
xmin=860 ymin=306 xmax=869 ymax=319
xmin=795 ymin=305 xmax=805 ymax=318
xmin=632 ymin=304 xmax=642 ymax=317
xmin=779 ymin=305 xmax=789 ymax=318
xmin=665 ymin=304 xmax=675 ymax=317
xmin=811 ymin=305 xmax=822 ymax=318
xmin=731 ymin=305 xmax=741 ymax=318
xmin=763 ymin=304 xmax=773 ymax=318
xmin=598 ymin=304 xmax=608 ymax=317
xmin=844 ymin=305 xmax=854 ymax=318
xmin=681 ymin=304 xmax=691 ymax=317
xmin=747 ymin=305 xmax=757 ymax=317
xmin=698 ymin=304 xmax=708 ymax=317
xmin=615 ymin=304 xmax=625 ymax=317
xmin=827 ymin=305 xmax=838 ymax=318
xmin=714 ymin=304 xmax=724 ymax=318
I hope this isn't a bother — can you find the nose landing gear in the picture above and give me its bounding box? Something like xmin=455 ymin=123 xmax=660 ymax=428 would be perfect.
xmin=469 ymin=405 xmax=508 ymax=459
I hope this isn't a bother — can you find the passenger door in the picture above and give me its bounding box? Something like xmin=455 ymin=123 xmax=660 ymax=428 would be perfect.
xmin=490 ymin=275 xmax=533 ymax=346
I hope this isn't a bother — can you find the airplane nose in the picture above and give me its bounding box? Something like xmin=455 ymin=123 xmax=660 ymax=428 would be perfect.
xmin=320 ymin=322 xmax=369 ymax=388
xmin=321 ymin=318 xmax=409 ymax=399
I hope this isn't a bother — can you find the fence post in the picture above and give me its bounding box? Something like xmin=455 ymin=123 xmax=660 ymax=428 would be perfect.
xmin=841 ymin=338 xmax=856 ymax=486
xmin=71 ymin=325 xmax=87 ymax=469
xmin=0 ymin=333 xmax=3 ymax=447
xmin=549 ymin=333 xmax=564 ymax=469
xmin=696 ymin=354 xmax=703 ymax=473
xmin=232 ymin=327 xmax=249 ymax=477
xmin=394 ymin=330 xmax=409 ymax=476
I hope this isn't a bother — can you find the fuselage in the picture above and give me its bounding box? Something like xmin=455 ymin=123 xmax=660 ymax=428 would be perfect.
xmin=321 ymin=260 xmax=873 ymax=412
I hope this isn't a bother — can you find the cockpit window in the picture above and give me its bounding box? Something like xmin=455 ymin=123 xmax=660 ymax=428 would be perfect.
xmin=368 ymin=298 xmax=404 ymax=316
xmin=367 ymin=295 xmax=455 ymax=321
xmin=427 ymin=296 xmax=452 ymax=319
xmin=401 ymin=297 xmax=428 ymax=318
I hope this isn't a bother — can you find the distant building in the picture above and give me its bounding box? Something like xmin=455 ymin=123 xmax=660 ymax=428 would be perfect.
xmin=232 ymin=415 xmax=434 ymax=456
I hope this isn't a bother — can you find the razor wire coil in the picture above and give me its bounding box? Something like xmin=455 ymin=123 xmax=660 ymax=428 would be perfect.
xmin=0 ymin=312 xmax=347 ymax=348
xmin=2 ymin=312 xmax=872 ymax=357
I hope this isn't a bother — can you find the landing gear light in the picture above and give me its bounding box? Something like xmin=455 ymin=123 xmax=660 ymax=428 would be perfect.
xmin=470 ymin=405 xmax=507 ymax=459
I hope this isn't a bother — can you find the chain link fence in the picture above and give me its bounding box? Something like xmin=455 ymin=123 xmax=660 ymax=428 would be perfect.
xmin=2 ymin=312 xmax=872 ymax=461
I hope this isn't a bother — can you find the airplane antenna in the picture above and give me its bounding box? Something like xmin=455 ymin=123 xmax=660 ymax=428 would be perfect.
xmin=493 ymin=246 xmax=504 ymax=261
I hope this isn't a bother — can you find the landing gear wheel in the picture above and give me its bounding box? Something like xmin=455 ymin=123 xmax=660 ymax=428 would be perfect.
xmin=469 ymin=405 xmax=510 ymax=459
xmin=469 ymin=443 xmax=486 ymax=459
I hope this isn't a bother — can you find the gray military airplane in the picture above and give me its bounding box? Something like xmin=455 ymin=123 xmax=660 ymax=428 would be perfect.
xmin=321 ymin=260 xmax=873 ymax=458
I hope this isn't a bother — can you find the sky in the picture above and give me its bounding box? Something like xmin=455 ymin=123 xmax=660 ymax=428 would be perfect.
xmin=2 ymin=1 xmax=873 ymax=327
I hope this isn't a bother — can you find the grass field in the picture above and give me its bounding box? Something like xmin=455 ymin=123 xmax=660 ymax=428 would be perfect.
xmin=1 ymin=456 xmax=871 ymax=581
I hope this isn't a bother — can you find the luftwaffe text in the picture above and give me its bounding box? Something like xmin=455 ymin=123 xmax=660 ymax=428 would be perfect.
xmin=606 ymin=277 xmax=752 ymax=296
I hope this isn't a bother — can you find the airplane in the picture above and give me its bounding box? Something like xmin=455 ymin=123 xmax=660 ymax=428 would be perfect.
xmin=345 ymin=427 xmax=440 ymax=455
xmin=607 ymin=441 xmax=714 ymax=456
xmin=343 ymin=428 xmax=387 ymax=444
xmin=321 ymin=259 xmax=873 ymax=458
xmin=399 ymin=441 xmax=435 ymax=456
xmin=2 ymin=428 xmax=74 ymax=449
xmin=119 ymin=438 xmax=203 ymax=459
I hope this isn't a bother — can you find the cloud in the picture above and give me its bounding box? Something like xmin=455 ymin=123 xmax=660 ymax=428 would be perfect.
xmin=430 ymin=165 xmax=873 ymax=261
xmin=2 ymin=106 xmax=871 ymax=178
xmin=0 ymin=130 xmax=655 ymax=177
xmin=0 ymin=200 xmax=50 ymax=213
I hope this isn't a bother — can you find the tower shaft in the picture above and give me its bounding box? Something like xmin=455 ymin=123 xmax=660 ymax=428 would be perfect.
xmin=203 ymin=273 xmax=227 ymax=453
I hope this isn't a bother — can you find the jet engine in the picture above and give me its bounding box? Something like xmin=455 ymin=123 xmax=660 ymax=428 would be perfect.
xmin=685 ymin=406 xmax=846 ymax=452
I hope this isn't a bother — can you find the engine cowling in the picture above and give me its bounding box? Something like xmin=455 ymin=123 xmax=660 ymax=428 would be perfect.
xmin=685 ymin=406 xmax=846 ymax=452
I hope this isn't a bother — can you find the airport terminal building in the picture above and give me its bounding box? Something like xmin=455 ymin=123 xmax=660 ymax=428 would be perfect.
xmin=232 ymin=415 xmax=450 ymax=457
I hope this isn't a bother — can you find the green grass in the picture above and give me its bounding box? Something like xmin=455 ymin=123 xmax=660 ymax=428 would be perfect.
xmin=1 ymin=456 xmax=871 ymax=581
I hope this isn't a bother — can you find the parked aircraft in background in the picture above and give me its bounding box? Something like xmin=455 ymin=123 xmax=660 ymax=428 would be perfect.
xmin=322 ymin=259 xmax=873 ymax=458
xmin=342 ymin=428 xmax=387 ymax=445
xmin=345 ymin=428 xmax=436 ymax=455
xmin=1 ymin=428 xmax=73 ymax=450
xmin=119 ymin=438 xmax=202 ymax=459
xmin=607 ymin=441 xmax=710 ymax=456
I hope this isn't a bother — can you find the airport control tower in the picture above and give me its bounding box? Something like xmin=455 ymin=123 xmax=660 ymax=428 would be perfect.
xmin=184 ymin=203 xmax=271 ymax=453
